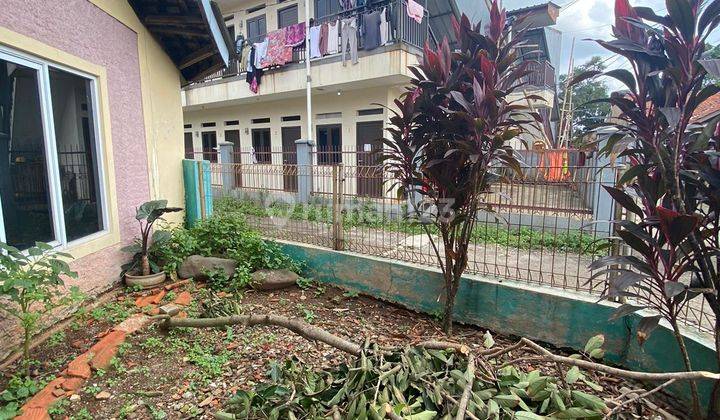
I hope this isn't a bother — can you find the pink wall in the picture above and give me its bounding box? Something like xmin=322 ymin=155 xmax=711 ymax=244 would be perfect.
xmin=0 ymin=0 xmax=151 ymax=294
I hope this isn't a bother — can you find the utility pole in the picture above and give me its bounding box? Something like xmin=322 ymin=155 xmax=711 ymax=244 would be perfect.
xmin=304 ymin=0 xmax=313 ymax=142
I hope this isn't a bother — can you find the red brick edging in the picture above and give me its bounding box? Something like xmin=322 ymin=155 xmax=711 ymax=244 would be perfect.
xmin=15 ymin=284 xmax=192 ymax=420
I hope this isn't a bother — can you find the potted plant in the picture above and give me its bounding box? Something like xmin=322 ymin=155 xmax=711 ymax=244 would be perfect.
xmin=122 ymin=200 xmax=182 ymax=289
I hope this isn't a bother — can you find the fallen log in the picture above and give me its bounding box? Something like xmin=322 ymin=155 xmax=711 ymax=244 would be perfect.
xmin=159 ymin=313 xmax=363 ymax=356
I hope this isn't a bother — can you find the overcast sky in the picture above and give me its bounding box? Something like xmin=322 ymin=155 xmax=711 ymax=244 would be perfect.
xmin=501 ymin=0 xmax=720 ymax=77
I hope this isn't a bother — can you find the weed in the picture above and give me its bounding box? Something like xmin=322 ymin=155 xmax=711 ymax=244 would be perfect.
xmin=302 ymin=309 xmax=316 ymax=323
xmin=47 ymin=356 xmax=68 ymax=370
xmin=225 ymin=326 xmax=235 ymax=343
xmin=70 ymin=408 xmax=93 ymax=420
xmin=164 ymin=290 xmax=177 ymax=302
xmin=84 ymin=384 xmax=101 ymax=395
xmin=296 ymin=277 xmax=314 ymax=290
xmin=125 ymin=283 xmax=144 ymax=293
xmin=129 ymin=365 xmax=151 ymax=376
xmin=47 ymin=331 xmax=66 ymax=347
xmin=148 ymin=404 xmax=168 ymax=419
xmin=186 ymin=344 xmax=230 ymax=383
xmin=109 ymin=357 xmax=126 ymax=374
xmin=90 ymin=301 xmax=132 ymax=324
xmin=47 ymin=398 xmax=70 ymax=416
xmin=117 ymin=342 xmax=132 ymax=356
xmin=140 ymin=336 xmax=164 ymax=352
xmin=342 ymin=290 xmax=359 ymax=298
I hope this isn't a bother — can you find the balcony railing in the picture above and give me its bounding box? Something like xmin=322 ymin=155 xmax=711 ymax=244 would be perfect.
xmin=523 ymin=60 xmax=556 ymax=89
xmin=188 ymin=0 xmax=428 ymax=86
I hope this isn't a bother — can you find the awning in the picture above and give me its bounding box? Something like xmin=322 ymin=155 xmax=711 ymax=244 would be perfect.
xmin=129 ymin=0 xmax=234 ymax=84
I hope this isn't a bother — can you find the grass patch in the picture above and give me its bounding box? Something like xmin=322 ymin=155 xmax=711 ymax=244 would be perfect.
xmin=214 ymin=196 xmax=603 ymax=255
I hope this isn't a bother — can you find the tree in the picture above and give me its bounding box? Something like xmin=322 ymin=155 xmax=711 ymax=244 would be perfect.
xmin=382 ymin=1 xmax=539 ymax=335
xmin=558 ymin=56 xmax=611 ymax=146
xmin=703 ymin=43 xmax=720 ymax=87
xmin=572 ymin=0 xmax=720 ymax=417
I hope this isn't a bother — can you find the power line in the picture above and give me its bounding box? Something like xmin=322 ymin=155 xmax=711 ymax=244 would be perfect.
xmin=560 ymin=0 xmax=583 ymax=12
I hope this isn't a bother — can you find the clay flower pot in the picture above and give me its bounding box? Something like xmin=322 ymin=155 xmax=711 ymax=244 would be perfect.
xmin=125 ymin=271 xmax=166 ymax=290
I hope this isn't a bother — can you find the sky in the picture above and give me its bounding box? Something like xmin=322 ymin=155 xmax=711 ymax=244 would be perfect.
xmin=500 ymin=0 xmax=720 ymax=79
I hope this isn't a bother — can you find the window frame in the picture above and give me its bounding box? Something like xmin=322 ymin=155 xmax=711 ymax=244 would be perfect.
xmin=0 ymin=45 xmax=109 ymax=250
xmin=251 ymin=128 xmax=272 ymax=164
xmin=316 ymin=124 xmax=342 ymax=165
xmin=246 ymin=14 xmax=268 ymax=44
xmin=277 ymin=4 xmax=299 ymax=29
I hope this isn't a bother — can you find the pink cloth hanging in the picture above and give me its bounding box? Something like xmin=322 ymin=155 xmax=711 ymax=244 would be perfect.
xmin=262 ymin=28 xmax=292 ymax=67
xmin=285 ymin=22 xmax=306 ymax=47
xmin=407 ymin=0 xmax=424 ymax=24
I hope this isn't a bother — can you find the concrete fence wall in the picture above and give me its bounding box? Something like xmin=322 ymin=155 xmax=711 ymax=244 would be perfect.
xmin=278 ymin=240 xmax=717 ymax=407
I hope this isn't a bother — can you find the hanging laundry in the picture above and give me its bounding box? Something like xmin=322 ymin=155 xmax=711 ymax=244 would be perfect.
xmin=407 ymin=0 xmax=424 ymax=24
xmin=246 ymin=46 xmax=264 ymax=94
xmin=341 ymin=17 xmax=358 ymax=65
xmin=326 ymin=19 xmax=340 ymax=54
xmin=339 ymin=0 xmax=355 ymax=10
xmin=254 ymin=39 xmax=268 ymax=69
xmin=262 ymin=28 xmax=292 ymax=67
xmin=379 ymin=8 xmax=390 ymax=45
xmin=285 ymin=22 xmax=306 ymax=47
xmin=362 ymin=9 xmax=382 ymax=51
xmin=309 ymin=25 xmax=323 ymax=59
xmin=235 ymin=34 xmax=245 ymax=54
xmin=319 ymin=22 xmax=329 ymax=56
xmin=240 ymin=44 xmax=251 ymax=72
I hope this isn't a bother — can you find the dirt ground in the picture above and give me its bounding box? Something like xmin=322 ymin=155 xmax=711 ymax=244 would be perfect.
xmin=1 ymin=283 xmax=685 ymax=419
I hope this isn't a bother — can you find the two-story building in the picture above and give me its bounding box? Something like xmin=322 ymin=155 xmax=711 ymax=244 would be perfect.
xmin=181 ymin=0 xmax=562 ymax=168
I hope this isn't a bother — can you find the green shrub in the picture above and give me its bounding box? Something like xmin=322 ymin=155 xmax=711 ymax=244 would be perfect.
xmin=0 ymin=376 xmax=39 ymax=419
xmin=152 ymin=213 xmax=302 ymax=291
xmin=0 ymin=242 xmax=83 ymax=376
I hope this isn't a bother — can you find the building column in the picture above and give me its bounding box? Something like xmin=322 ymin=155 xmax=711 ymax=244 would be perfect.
xmin=295 ymin=139 xmax=314 ymax=204
xmin=218 ymin=141 xmax=235 ymax=194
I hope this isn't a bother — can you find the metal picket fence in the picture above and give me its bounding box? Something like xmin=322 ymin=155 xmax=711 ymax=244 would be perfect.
xmin=190 ymin=147 xmax=716 ymax=334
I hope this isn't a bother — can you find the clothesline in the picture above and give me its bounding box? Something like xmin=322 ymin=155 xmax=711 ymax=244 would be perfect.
xmin=240 ymin=0 xmax=424 ymax=94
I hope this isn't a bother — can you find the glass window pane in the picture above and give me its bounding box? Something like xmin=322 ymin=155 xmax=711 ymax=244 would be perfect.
xmin=0 ymin=57 xmax=56 ymax=248
xmin=49 ymin=67 xmax=104 ymax=242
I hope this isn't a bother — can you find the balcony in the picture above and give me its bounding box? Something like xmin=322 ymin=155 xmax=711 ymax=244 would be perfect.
xmin=186 ymin=0 xmax=429 ymax=90
xmin=523 ymin=59 xmax=556 ymax=89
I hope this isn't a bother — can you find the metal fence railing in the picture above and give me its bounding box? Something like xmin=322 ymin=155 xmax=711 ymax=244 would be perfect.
xmin=190 ymin=148 xmax=715 ymax=334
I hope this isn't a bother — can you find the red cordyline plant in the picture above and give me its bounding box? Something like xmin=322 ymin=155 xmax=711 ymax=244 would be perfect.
xmin=572 ymin=0 xmax=720 ymax=416
xmin=382 ymin=0 xmax=542 ymax=335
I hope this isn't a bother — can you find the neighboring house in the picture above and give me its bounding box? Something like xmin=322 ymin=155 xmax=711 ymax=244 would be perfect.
xmin=0 ymin=0 xmax=230 ymax=359
xmin=691 ymin=92 xmax=720 ymax=124
xmin=181 ymin=0 xmax=562 ymax=164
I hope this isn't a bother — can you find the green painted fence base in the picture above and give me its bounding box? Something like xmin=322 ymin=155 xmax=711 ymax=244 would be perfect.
xmin=182 ymin=159 xmax=213 ymax=227
xmin=278 ymin=241 xmax=717 ymax=407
